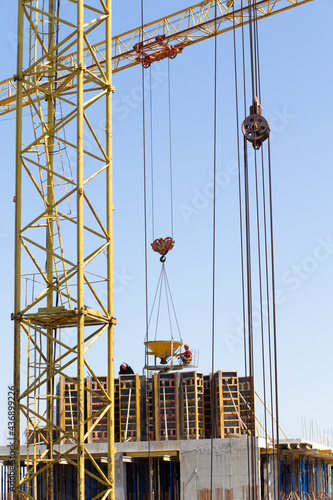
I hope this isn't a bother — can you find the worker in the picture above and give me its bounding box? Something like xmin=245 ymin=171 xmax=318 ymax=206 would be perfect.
xmin=177 ymin=344 xmax=192 ymax=365
xmin=119 ymin=362 xmax=134 ymax=375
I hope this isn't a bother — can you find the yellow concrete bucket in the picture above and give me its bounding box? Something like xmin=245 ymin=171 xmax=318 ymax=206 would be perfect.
xmin=145 ymin=340 xmax=183 ymax=360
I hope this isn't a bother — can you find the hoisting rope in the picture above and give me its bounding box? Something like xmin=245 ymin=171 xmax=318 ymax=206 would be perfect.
xmin=141 ymin=0 xmax=149 ymax=372
xmin=140 ymin=0 xmax=153 ymax=495
xmin=247 ymin=2 xmax=262 ymax=496
xmin=210 ymin=0 xmax=218 ymax=495
xmin=235 ymin=1 xmax=280 ymax=498
xmin=249 ymin=1 xmax=276 ymax=493
xmin=232 ymin=9 xmax=253 ymax=489
xmin=147 ymin=262 xmax=182 ymax=342
xmin=149 ymin=67 xmax=155 ymax=241
xmin=168 ymin=59 xmax=174 ymax=238
xmin=259 ymin=137 xmax=277 ymax=494
xmin=149 ymin=59 xmax=175 ymax=242
xmin=268 ymin=134 xmax=281 ymax=500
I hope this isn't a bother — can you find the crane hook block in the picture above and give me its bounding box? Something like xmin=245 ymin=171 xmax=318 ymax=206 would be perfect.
xmin=151 ymin=237 xmax=175 ymax=257
xmin=242 ymin=97 xmax=270 ymax=150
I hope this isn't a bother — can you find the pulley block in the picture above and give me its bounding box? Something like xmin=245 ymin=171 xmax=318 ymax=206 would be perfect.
xmin=151 ymin=237 xmax=175 ymax=262
xmin=242 ymin=97 xmax=270 ymax=150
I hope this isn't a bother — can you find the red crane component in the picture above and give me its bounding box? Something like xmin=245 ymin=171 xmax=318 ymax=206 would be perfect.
xmin=133 ymin=35 xmax=184 ymax=69
xmin=151 ymin=237 xmax=175 ymax=257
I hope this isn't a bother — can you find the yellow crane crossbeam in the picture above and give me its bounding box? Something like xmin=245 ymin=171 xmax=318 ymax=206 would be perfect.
xmin=0 ymin=0 xmax=312 ymax=116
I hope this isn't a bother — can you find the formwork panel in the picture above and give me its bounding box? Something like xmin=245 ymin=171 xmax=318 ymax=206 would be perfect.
xmin=155 ymin=372 xmax=180 ymax=440
xmin=64 ymin=382 xmax=78 ymax=437
xmin=181 ymin=371 xmax=205 ymax=439
xmin=86 ymin=376 xmax=109 ymax=443
xmin=203 ymin=374 xmax=212 ymax=439
xmin=114 ymin=378 xmax=120 ymax=442
xmin=119 ymin=374 xmax=141 ymax=442
xmin=145 ymin=376 xmax=155 ymax=441
xmin=214 ymin=371 xmax=224 ymax=438
xmin=58 ymin=376 xmax=80 ymax=443
xmin=222 ymin=371 xmax=241 ymax=436
xmin=239 ymin=376 xmax=255 ymax=436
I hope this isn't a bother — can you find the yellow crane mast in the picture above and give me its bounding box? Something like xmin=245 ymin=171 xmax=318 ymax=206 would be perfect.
xmin=13 ymin=1 xmax=114 ymax=499
xmin=8 ymin=0 xmax=311 ymax=499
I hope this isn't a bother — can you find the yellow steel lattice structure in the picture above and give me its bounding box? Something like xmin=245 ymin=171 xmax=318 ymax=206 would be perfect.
xmin=14 ymin=0 xmax=114 ymax=499
xmin=0 ymin=0 xmax=312 ymax=117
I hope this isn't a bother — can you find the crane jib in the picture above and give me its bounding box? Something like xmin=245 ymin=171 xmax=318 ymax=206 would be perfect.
xmin=0 ymin=0 xmax=312 ymax=116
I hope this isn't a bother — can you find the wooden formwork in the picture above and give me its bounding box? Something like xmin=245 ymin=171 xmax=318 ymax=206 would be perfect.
xmin=203 ymin=374 xmax=212 ymax=439
xmin=214 ymin=371 xmax=246 ymax=438
xmin=214 ymin=371 xmax=224 ymax=438
xmin=114 ymin=378 xmax=120 ymax=442
xmin=221 ymin=371 xmax=241 ymax=436
xmin=238 ymin=376 xmax=255 ymax=436
xmin=154 ymin=372 xmax=180 ymax=440
xmin=118 ymin=374 xmax=141 ymax=442
xmin=56 ymin=371 xmax=256 ymax=444
xmin=144 ymin=376 xmax=155 ymax=441
xmin=58 ymin=376 xmax=81 ymax=443
xmin=181 ymin=371 xmax=205 ymax=440
xmin=86 ymin=376 xmax=108 ymax=443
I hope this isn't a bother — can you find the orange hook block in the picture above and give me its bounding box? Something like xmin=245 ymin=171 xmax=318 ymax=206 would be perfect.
xmin=151 ymin=237 xmax=175 ymax=257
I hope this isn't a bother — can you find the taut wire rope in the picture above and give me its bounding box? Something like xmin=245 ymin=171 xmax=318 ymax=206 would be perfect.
xmin=140 ymin=0 xmax=153 ymax=495
xmin=168 ymin=59 xmax=174 ymax=238
xmin=239 ymin=1 xmax=280 ymax=497
xmin=260 ymin=140 xmax=278 ymax=496
xmin=154 ymin=267 xmax=164 ymax=339
xmin=147 ymin=268 xmax=163 ymax=329
xmin=149 ymin=66 xmax=155 ymax=241
xmin=147 ymin=265 xmax=182 ymax=341
xmin=164 ymin=271 xmax=182 ymax=340
xmin=253 ymin=3 xmax=280 ymax=496
xmin=210 ymin=0 xmax=218 ymax=495
xmin=268 ymin=134 xmax=280 ymax=499
xmin=243 ymin=136 xmax=257 ymax=500
xmin=241 ymin=1 xmax=253 ymax=494
xmin=257 ymin=146 xmax=269 ymax=480
xmin=164 ymin=267 xmax=174 ymax=340
xmin=233 ymin=4 xmax=253 ymax=495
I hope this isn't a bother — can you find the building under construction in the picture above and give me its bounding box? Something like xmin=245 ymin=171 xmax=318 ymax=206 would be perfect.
xmin=1 ymin=370 xmax=333 ymax=498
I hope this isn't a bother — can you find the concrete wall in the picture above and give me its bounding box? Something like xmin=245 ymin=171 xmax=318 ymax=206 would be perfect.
xmin=179 ymin=438 xmax=259 ymax=499
xmin=113 ymin=437 xmax=260 ymax=500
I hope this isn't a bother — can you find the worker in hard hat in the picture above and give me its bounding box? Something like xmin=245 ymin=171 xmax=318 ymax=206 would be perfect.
xmin=119 ymin=362 xmax=134 ymax=375
xmin=177 ymin=344 xmax=192 ymax=365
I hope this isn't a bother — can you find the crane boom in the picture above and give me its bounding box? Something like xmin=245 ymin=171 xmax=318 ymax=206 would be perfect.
xmin=0 ymin=0 xmax=312 ymax=116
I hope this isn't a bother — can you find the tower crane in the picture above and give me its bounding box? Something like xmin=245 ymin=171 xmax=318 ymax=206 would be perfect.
xmin=3 ymin=0 xmax=312 ymax=499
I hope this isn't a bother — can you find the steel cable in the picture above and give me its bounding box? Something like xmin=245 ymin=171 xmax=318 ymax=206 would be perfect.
xmin=168 ymin=59 xmax=174 ymax=238
xmin=210 ymin=0 xmax=218 ymax=494
xmin=141 ymin=0 xmax=153 ymax=495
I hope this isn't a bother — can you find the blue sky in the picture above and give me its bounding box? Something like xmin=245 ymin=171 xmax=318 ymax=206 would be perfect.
xmin=0 ymin=0 xmax=332 ymax=443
